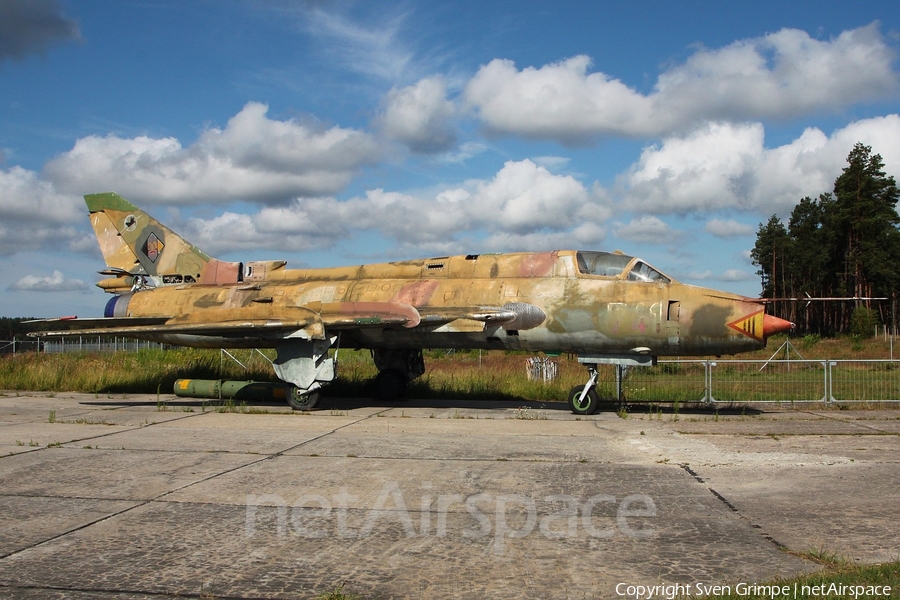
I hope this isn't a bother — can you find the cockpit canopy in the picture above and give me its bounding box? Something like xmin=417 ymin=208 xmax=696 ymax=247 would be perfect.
xmin=576 ymin=251 xmax=671 ymax=283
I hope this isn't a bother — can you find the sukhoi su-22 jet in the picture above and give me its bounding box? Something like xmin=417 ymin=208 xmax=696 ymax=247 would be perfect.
xmin=33 ymin=193 xmax=793 ymax=414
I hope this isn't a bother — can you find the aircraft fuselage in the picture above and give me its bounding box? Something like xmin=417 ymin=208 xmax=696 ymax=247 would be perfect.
xmin=104 ymin=250 xmax=773 ymax=357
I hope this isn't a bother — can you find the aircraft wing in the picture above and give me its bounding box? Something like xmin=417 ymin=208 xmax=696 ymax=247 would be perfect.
xmin=25 ymin=316 xmax=171 ymax=329
xmin=27 ymin=301 xmax=535 ymax=341
xmin=28 ymin=301 xmax=423 ymax=339
xmin=28 ymin=315 xmax=321 ymax=339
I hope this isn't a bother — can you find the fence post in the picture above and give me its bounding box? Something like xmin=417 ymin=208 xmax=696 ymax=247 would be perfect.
xmin=700 ymin=361 xmax=707 ymax=403
xmin=615 ymin=364 xmax=624 ymax=403
xmin=702 ymin=361 xmax=717 ymax=403
xmin=821 ymin=361 xmax=837 ymax=404
xmin=829 ymin=361 xmax=837 ymax=404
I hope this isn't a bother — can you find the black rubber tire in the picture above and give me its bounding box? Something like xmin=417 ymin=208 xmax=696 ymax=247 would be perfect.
xmin=287 ymin=387 xmax=320 ymax=411
xmin=568 ymin=385 xmax=599 ymax=415
xmin=374 ymin=369 xmax=408 ymax=401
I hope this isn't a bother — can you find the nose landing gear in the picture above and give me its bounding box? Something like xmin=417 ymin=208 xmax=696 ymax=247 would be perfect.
xmin=568 ymin=366 xmax=600 ymax=415
xmin=570 ymin=355 xmax=657 ymax=415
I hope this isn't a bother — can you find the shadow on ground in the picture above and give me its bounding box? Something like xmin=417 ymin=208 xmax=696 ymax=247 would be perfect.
xmin=78 ymin=393 xmax=763 ymax=415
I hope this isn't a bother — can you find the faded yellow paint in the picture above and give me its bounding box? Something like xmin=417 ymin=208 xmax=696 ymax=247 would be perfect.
xmin=37 ymin=194 xmax=793 ymax=364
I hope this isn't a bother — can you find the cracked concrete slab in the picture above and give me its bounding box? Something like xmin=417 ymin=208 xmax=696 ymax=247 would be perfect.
xmin=1 ymin=393 xmax=897 ymax=599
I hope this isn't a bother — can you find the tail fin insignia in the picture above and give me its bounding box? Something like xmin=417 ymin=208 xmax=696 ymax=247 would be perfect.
xmin=85 ymin=192 xmax=242 ymax=288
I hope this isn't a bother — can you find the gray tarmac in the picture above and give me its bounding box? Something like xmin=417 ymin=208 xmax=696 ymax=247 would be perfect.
xmin=0 ymin=391 xmax=898 ymax=599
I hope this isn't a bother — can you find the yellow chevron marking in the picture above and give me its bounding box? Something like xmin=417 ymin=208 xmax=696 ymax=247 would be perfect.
xmin=727 ymin=310 xmax=765 ymax=341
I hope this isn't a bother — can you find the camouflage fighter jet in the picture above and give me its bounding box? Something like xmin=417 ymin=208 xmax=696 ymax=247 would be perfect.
xmin=32 ymin=193 xmax=793 ymax=414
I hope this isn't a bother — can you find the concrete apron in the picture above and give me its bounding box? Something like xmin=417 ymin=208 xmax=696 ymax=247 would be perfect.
xmin=0 ymin=392 xmax=897 ymax=599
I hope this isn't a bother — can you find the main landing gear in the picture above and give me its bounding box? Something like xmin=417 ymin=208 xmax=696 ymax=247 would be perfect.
xmin=372 ymin=348 xmax=425 ymax=401
xmin=274 ymin=337 xmax=338 ymax=411
xmin=287 ymin=387 xmax=321 ymax=411
xmin=273 ymin=342 xmax=426 ymax=410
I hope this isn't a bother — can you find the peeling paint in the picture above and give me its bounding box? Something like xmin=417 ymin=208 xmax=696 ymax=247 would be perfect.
xmin=41 ymin=194 xmax=794 ymax=361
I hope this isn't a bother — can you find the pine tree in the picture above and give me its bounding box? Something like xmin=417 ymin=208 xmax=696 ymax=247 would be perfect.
xmin=831 ymin=143 xmax=900 ymax=329
xmin=786 ymin=195 xmax=832 ymax=331
xmin=752 ymin=143 xmax=900 ymax=334
xmin=750 ymin=215 xmax=791 ymax=320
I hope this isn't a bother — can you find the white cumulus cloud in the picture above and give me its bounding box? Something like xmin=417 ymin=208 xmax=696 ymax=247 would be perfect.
xmin=706 ymin=219 xmax=755 ymax=238
xmin=615 ymin=216 xmax=680 ymax=244
xmin=180 ymin=159 xmax=609 ymax=256
xmin=378 ymin=77 xmax=457 ymax=153
xmin=44 ymin=102 xmax=382 ymax=205
xmin=655 ymin=24 xmax=896 ymax=124
xmin=463 ymin=24 xmax=897 ymax=144
xmin=9 ymin=270 xmax=87 ymax=292
xmin=0 ymin=166 xmax=86 ymax=255
xmin=620 ymin=115 xmax=900 ymax=215
xmin=721 ymin=269 xmax=755 ymax=282
xmin=464 ymin=55 xmax=654 ymax=143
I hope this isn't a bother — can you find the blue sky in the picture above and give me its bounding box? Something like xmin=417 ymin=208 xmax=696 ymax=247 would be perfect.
xmin=1 ymin=0 xmax=899 ymax=318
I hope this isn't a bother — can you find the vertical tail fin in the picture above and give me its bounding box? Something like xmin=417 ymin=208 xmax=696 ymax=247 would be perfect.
xmin=85 ymin=192 xmax=242 ymax=286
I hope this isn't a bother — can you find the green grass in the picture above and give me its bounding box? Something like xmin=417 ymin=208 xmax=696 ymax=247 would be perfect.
xmin=690 ymin=559 xmax=900 ymax=599
xmin=213 ymin=559 xmax=900 ymax=600
xmin=316 ymin=584 xmax=362 ymax=600
xmin=3 ymin=337 xmax=900 ymax=405
xmin=0 ymin=348 xmax=275 ymax=395
xmin=0 ymin=347 xmax=596 ymax=403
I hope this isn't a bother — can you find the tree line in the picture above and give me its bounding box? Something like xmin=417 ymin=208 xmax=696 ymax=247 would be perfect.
xmin=0 ymin=317 xmax=41 ymax=341
xmin=752 ymin=143 xmax=900 ymax=336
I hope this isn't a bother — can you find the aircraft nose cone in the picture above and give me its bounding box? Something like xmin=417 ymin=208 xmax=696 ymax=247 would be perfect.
xmin=763 ymin=314 xmax=793 ymax=338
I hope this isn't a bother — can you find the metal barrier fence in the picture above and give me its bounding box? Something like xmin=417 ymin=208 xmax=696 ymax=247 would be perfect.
xmin=0 ymin=338 xmax=164 ymax=355
xmin=0 ymin=340 xmax=40 ymax=355
xmin=43 ymin=337 xmax=165 ymax=354
xmin=621 ymin=359 xmax=900 ymax=404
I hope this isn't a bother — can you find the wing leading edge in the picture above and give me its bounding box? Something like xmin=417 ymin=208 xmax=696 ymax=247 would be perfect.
xmin=28 ymin=302 xmax=529 ymax=340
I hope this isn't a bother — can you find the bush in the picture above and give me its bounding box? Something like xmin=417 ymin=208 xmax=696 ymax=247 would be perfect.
xmin=801 ymin=334 xmax=820 ymax=348
xmin=849 ymin=306 xmax=878 ymax=338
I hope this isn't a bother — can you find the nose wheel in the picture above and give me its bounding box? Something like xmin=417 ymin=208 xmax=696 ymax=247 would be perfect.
xmin=568 ymin=365 xmax=601 ymax=415
xmin=570 ymin=355 xmax=656 ymax=415
xmin=568 ymin=385 xmax=600 ymax=415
